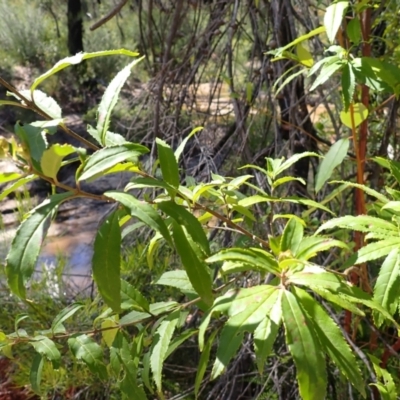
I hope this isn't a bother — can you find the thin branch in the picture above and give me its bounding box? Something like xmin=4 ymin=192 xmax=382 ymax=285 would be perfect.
xmin=89 ymin=0 xmax=128 ymax=31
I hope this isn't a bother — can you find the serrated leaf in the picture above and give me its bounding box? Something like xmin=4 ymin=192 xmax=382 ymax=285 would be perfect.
xmin=288 ymin=268 xmax=346 ymax=291
xmin=30 ymin=353 xmax=44 ymax=395
xmin=119 ymin=311 xmax=151 ymax=326
xmin=329 ymin=180 xmax=389 ymax=204
xmin=282 ymin=289 xmax=327 ymax=400
xmin=68 ymin=334 xmax=107 ymax=380
xmin=101 ymin=318 xmax=119 ymax=347
xmin=158 ymin=201 xmax=210 ymax=255
xmin=340 ymin=103 xmax=369 ymax=128
xmin=254 ymin=291 xmax=282 ymax=373
xmin=206 ymin=248 xmax=280 ymax=275
xmin=105 ymin=191 xmax=172 ymax=245
xmin=30 ymin=336 xmax=61 ymax=369
xmin=165 ymin=328 xmax=197 ymax=359
xmin=294 ymin=287 xmax=365 ymax=396
xmin=324 ymin=1 xmax=349 ymax=43
xmin=310 ymin=60 xmax=343 ymax=91
xmin=172 ymin=222 xmax=213 ymax=305
xmin=296 ymin=236 xmax=348 ymax=260
xmin=93 ymin=209 xmax=121 ymax=312
xmin=150 ymin=312 xmax=179 ymax=392
xmin=31 ymin=49 xmax=140 ymax=92
xmin=156 ymin=270 xmax=195 ymax=292
xmin=156 ymin=138 xmax=180 ymax=188
xmin=19 ymin=90 xmax=62 ymax=119
xmin=41 ymin=144 xmax=76 ymax=180
xmin=357 ymin=238 xmax=400 ymax=264
xmin=315 ymin=138 xmax=349 ymax=193
xmin=120 ymin=359 xmax=147 ymax=400
xmin=369 ymin=355 xmax=397 ymax=400
xmin=121 ymin=280 xmax=150 ymax=312
xmin=195 ymin=329 xmax=218 ymax=399
xmin=373 ymin=249 xmax=400 ymax=327
xmin=6 ymin=192 xmax=72 ymax=298
xmin=296 ymin=43 xmax=313 ymax=67
xmin=0 ymin=175 xmax=37 ymax=201
xmin=97 ymin=58 xmax=143 ymax=144
xmin=51 ymin=303 xmax=84 ymax=333
xmin=79 ymin=144 xmax=148 ymax=181
xmin=281 ymin=217 xmax=304 ymax=254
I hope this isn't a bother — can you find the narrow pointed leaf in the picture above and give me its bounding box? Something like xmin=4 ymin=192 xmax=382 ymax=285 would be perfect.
xmin=6 ymin=192 xmax=72 ymax=298
xmin=294 ymin=287 xmax=366 ymax=397
xmin=195 ymin=329 xmax=218 ymax=398
xmin=342 ymin=64 xmax=356 ymax=110
xmin=156 ymin=138 xmax=180 ymax=188
xmin=175 ymin=127 xmax=203 ymax=162
xmin=281 ymin=217 xmax=304 ymax=254
xmin=121 ymin=280 xmax=150 ymax=312
xmin=254 ymin=291 xmax=282 ymax=373
xmin=31 ymin=49 xmax=140 ymax=92
xmin=0 ymin=172 xmax=22 ymax=184
xmin=296 ymin=236 xmax=348 ymax=260
xmin=158 ymin=201 xmax=210 ymax=255
xmin=105 ymin=191 xmax=172 ymax=245
xmin=356 ymin=238 xmax=400 ymax=264
xmin=282 ymin=289 xmax=327 ymax=400
xmin=0 ymin=175 xmax=37 ymax=201
xmin=79 ymin=144 xmax=148 ymax=181
xmin=172 ymin=222 xmax=213 ymax=305
xmin=30 ymin=353 xmax=44 ymax=395
xmin=150 ymin=312 xmax=180 ymax=392
xmin=97 ymin=58 xmax=143 ymax=144
xmin=93 ymin=210 xmax=121 ymax=312
xmin=310 ymin=61 xmax=343 ymax=91
xmin=373 ymin=249 xmax=400 ymax=327
xmin=51 ymin=303 xmax=84 ymax=333
xmin=324 ymin=1 xmax=349 ymax=43
xmin=315 ymin=138 xmax=349 ymax=193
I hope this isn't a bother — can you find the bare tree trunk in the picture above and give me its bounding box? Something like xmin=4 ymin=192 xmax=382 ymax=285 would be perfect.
xmin=67 ymin=0 xmax=84 ymax=55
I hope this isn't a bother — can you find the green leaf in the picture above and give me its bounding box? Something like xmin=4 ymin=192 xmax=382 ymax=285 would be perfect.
xmin=327 ymin=181 xmax=390 ymax=204
xmin=79 ymin=144 xmax=148 ymax=181
xmin=310 ymin=60 xmax=343 ymax=91
xmin=30 ymin=336 xmax=61 ymax=369
xmin=158 ymin=201 xmax=210 ymax=255
xmin=195 ymin=329 xmax=218 ymax=399
xmin=105 ymin=191 xmax=172 ymax=245
xmin=274 ymin=152 xmax=320 ymax=177
xmin=121 ymin=280 xmax=150 ymax=312
xmin=206 ymin=247 xmax=280 ymax=275
xmin=31 ymin=49 xmax=140 ymax=92
xmin=20 ymin=90 xmax=62 ymax=119
xmin=156 ymin=138 xmax=180 ymax=188
xmin=373 ymin=249 xmax=400 ymax=327
xmin=93 ymin=209 xmax=121 ymax=312
xmin=296 ymin=236 xmax=348 ymax=260
xmin=150 ymin=312 xmax=180 ymax=393
xmin=6 ymin=192 xmax=72 ymax=298
xmin=315 ymin=138 xmax=349 ymax=193
xmin=97 ymin=58 xmax=143 ymax=144
xmin=119 ymin=311 xmax=151 ymax=326
xmin=125 ymin=176 xmax=176 ymax=193
xmin=254 ymin=292 xmax=282 ymax=373
xmin=347 ymin=17 xmax=362 ymax=45
xmin=172 ymin=222 xmax=213 ymax=305
xmin=0 ymin=175 xmax=37 ymax=201
xmin=51 ymin=303 xmax=84 ymax=333
xmin=68 ymin=334 xmax=107 ymax=380
xmin=296 ymin=43 xmax=313 ymax=67
xmin=0 ymin=172 xmax=22 ymax=184
xmin=156 ymin=270 xmax=195 ymax=292
xmin=281 ymin=217 xmax=304 ymax=254
xmin=212 ymin=290 xmax=280 ymax=379
xmin=357 ymin=238 xmax=400 ymax=264
xmin=30 ymin=353 xmax=44 ymax=395
xmin=342 ymin=65 xmax=356 ymax=111
xmin=340 ymin=103 xmax=369 ymax=128
xmin=40 ymin=144 xmax=76 ymax=180
xmin=324 ymin=1 xmax=349 ymax=43
xmin=369 ymin=355 xmax=397 ymax=400
xmin=175 ymin=127 xmax=203 ymax=162
xmin=294 ymin=287 xmax=365 ymax=396
xmin=14 ymin=122 xmax=47 ymax=163
xmin=282 ymin=289 xmax=327 ymax=400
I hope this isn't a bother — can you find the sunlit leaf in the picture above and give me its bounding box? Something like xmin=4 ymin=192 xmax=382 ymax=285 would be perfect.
xmin=51 ymin=303 xmax=84 ymax=333
xmin=40 ymin=144 xmax=75 ymax=180
xmin=30 ymin=336 xmax=61 ymax=369
xmin=340 ymin=103 xmax=369 ymax=128
xmin=324 ymin=1 xmax=349 ymax=43
xmin=156 ymin=138 xmax=180 ymax=188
